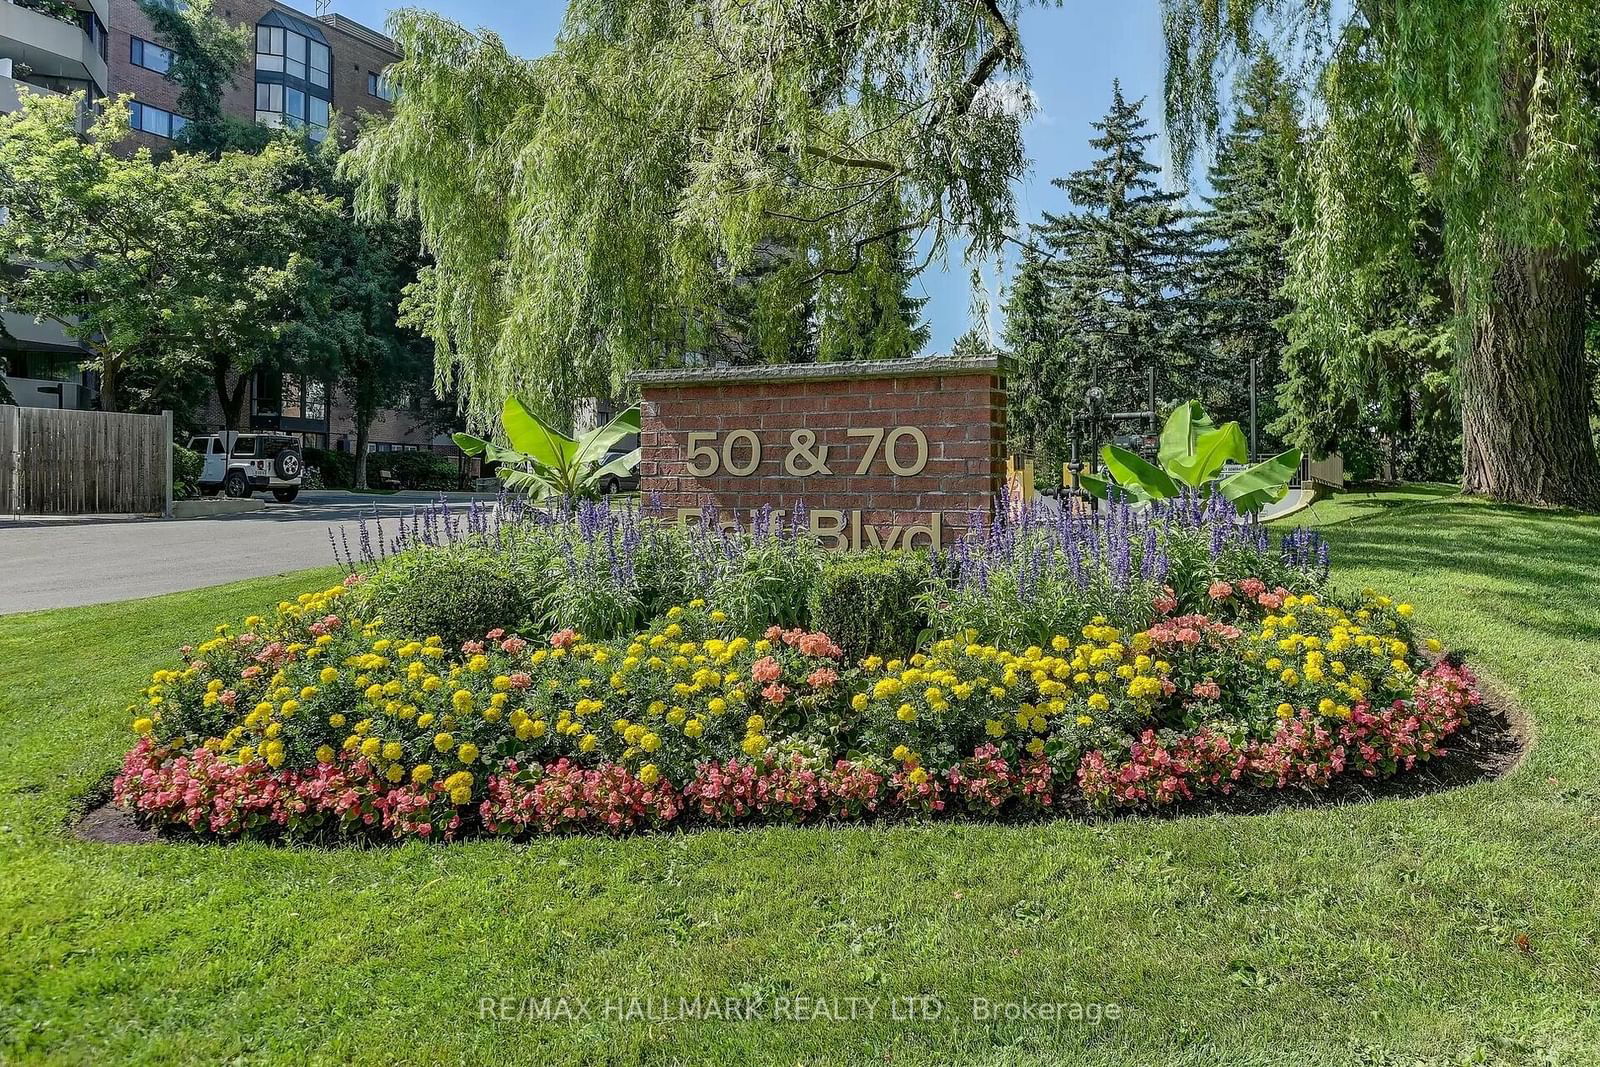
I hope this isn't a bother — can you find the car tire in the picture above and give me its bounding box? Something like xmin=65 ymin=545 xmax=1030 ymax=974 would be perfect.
xmin=223 ymin=470 xmax=250 ymax=498
xmin=272 ymin=448 xmax=303 ymax=482
xmin=272 ymin=488 xmax=300 ymax=503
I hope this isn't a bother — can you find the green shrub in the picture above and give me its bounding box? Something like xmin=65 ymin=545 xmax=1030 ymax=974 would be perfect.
xmin=383 ymin=450 xmax=460 ymax=490
xmin=305 ymin=446 xmax=354 ymax=489
xmin=352 ymin=544 xmax=533 ymax=647
xmin=808 ymin=551 xmax=932 ymax=662
xmin=710 ymin=535 xmax=825 ymax=635
xmin=172 ymin=444 xmax=202 ymax=500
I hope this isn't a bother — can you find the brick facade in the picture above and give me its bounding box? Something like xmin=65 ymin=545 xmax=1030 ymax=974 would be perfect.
xmin=107 ymin=0 xmax=396 ymax=153
xmin=635 ymin=357 xmax=1008 ymax=550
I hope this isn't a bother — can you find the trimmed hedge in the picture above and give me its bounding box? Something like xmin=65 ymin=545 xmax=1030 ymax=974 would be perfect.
xmin=808 ymin=550 xmax=932 ymax=662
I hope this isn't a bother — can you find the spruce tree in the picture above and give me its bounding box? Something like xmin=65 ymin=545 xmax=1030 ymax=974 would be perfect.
xmin=1002 ymin=248 xmax=1072 ymax=462
xmin=1192 ymin=54 xmax=1301 ymax=447
xmin=1032 ymin=82 xmax=1207 ymax=420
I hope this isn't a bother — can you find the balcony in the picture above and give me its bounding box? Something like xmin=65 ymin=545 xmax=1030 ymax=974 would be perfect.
xmin=0 ymin=1 xmax=107 ymax=96
xmin=2 ymin=373 xmax=96 ymax=409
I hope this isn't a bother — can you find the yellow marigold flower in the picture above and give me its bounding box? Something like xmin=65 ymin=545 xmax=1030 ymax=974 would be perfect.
xmin=433 ymin=732 xmax=453 ymax=753
xmin=132 ymin=717 xmax=154 ymax=735
xmin=360 ymin=737 xmax=381 ymax=758
xmin=892 ymin=744 xmax=910 ymax=762
xmin=450 ymin=786 xmax=472 ymax=805
xmin=639 ymin=763 xmax=661 ymax=787
xmin=457 ymin=742 xmax=479 ymax=763
xmin=1276 ymin=703 xmax=1294 ymax=719
xmin=580 ymin=733 xmax=598 ymax=753
xmin=316 ymin=745 xmax=335 ymax=763
xmin=746 ymin=714 xmax=765 ymax=733
xmin=319 ymin=666 xmax=339 ymax=685
xmin=684 ymin=719 xmax=704 ymax=738
xmin=1026 ymin=738 xmax=1045 ymax=756
xmin=385 ymin=763 xmax=405 ymax=783
xmin=640 ymin=732 xmax=661 ymax=752
xmin=1087 ymin=692 xmax=1110 ymax=713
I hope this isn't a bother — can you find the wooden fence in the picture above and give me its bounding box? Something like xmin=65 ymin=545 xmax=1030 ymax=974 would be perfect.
xmin=1 ymin=406 xmax=171 ymax=517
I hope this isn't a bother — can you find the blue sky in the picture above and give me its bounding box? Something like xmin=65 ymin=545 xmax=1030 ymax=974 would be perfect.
xmin=330 ymin=2 xmax=1179 ymax=354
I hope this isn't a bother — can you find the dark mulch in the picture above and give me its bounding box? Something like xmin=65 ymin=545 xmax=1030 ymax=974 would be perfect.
xmin=74 ymin=800 xmax=160 ymax=845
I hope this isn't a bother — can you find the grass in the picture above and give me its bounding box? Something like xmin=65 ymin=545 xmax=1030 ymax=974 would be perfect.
xmin=3 ymin=488 xmax=1599 ymax=1065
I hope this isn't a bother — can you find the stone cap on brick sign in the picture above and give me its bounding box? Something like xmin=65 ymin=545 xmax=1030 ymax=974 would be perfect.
xmin=628 ymin=353 xmax=1013 ymax=387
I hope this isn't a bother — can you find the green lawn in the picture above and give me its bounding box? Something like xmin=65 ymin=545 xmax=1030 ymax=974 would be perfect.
xmin=3 ymin=490 xmax=1599 ymax=1065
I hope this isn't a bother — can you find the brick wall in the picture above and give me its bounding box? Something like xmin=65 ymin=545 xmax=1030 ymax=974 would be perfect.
xmin=636 ymin=357 xmax=1008 ymax=550
xmin=107 ymin=0 xmax=395 ymax=152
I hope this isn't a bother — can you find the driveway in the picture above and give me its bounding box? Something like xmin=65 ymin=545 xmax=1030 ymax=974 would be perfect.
xmin=0 ymin=491 xmax=496 ymax=616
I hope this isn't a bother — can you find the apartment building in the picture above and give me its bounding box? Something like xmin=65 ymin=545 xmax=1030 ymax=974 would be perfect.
xmin=108 ymin=0 xmax=398 ymax=151
xmin=0 ymin=0 xmax=107 ymax=408
xmin=107 ymin=0 xmax=440 ymax=452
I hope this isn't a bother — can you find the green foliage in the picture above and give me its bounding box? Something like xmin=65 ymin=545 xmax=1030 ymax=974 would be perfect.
xmin=1083 ymin=401 xmax=1301 ymax=513
xmin=1027 ymin=84 xmax=1212 ymax=419
xmin=303 ymin=446 xmax=354 ymax=489
xmin=1164 ymin=0 xmax=1600 ymax=505
xmin=808 ymin=551 xmax=932 ymax=662
xmin=0 ymin=94 xmax=337 ymax=414
xmin=171 ymin=444 xmax=203 ymax=500
xmin=454 ymin=398 xmax=640 ymax=501
xmin=1189 ymin=53 xmax=1302 ymax=442
xmin=343 ymin=4 xmax=1033 ymax=426
xmin=353 ymin=545 xmax=535 ymax=647
xmin=381 ymin=451 xmax=459 ymax=491
xmin=135 ymin=0 xmax=256 ymax=154
xmin=707 ymin=536 xmax=827 ymax=637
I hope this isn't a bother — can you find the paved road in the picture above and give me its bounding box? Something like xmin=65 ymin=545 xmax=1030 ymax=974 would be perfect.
xmin=0 ymin=491 xmax=496 ymax=616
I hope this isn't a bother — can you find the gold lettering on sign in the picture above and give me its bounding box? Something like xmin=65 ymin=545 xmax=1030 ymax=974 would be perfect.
xmin=686 ymin=432 xmax=719 ymax=477
xmin=684 ymin=427 xmax=929 ymax=478
xmin=721 ymin=429 xmax=761 ymax=476
xmin=885 ymin=426 xmax=929 ymax=476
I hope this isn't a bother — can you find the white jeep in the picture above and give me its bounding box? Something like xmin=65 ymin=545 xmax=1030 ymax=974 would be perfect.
xmin=187 ymin=432 xmax=304 ymax=503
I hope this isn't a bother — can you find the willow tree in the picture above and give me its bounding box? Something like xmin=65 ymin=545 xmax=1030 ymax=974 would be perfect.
xmin=342 ymin=2 xmax=1037 ymax=429
xmin=1164 ymin=1 xmax=1600 ymax=508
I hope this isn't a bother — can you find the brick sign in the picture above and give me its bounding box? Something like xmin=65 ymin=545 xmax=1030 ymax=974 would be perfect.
xmin=633 ymin=356 xmax=1009 ymax=550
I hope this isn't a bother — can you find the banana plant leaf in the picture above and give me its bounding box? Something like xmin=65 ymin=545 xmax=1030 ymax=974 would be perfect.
xmin=1165 ymin=422 xmax=1247 ymax=490
xmin=500 ymin=395 xmax=580 ymax=469
xmin=1099 ymin=444 xmax=1178 ymax=502
xmin=1218 ymin=448 xmax=1303 ymax=513
xmin=1157 ymin=400 xmax=1217 ymax=469
xmin=589 ymin=447 xmax=641 ymax=485
xmin=572 ymin=407 xmax=641 ymax=470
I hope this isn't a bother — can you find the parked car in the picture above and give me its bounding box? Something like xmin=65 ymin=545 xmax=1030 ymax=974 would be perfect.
xmin=597 ymin=443 xmax=639 ymax=495
xmin=186 ymin=432 xmax=304 ymax=503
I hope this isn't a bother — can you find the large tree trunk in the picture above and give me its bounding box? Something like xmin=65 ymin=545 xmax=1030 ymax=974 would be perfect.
xmin=353 ymin=418 xmax=370 ymax=491
xmin=1459 ymin=244 xmax=1600 ymax=509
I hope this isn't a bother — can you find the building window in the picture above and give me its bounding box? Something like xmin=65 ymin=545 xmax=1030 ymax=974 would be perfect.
xmin=280 ymin=376 xmax=327 ymax=422
xmin=129 ymin=100 xmax=188 ymax=139
xmin=255 ymin=16 xmax=333 ymax=141
xmin=367 ymin=69 xmax=394 ymax=101
xmin=129 ymin=37 xmax=174 ymax=75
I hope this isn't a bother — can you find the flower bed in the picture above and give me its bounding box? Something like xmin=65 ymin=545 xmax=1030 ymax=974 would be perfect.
xmin=114 ymin=508 xmax=1484 ymax=841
